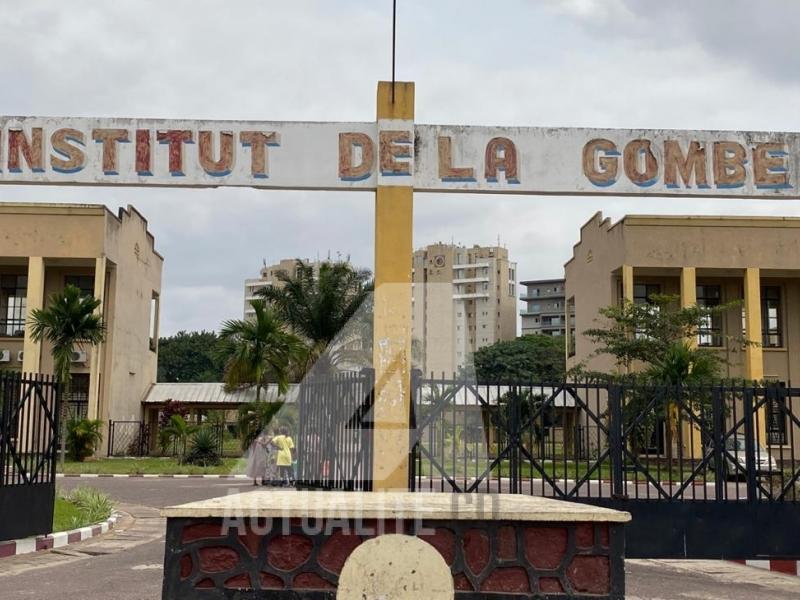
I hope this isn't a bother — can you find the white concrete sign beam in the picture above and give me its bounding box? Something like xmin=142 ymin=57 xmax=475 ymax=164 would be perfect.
xmin=0 ymin=117 xmax=796 ymax=198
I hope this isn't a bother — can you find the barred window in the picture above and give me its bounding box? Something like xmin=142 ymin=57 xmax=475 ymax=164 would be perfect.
xmin=696 ymin=284 xmax=722 ymax=347
xmin=0 ymin=274 xmax=27 ymax=337
xmin=762 ymin=286 xmax=782 ymax=348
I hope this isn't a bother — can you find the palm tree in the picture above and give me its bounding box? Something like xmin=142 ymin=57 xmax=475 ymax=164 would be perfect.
xmin=218 ymin=299 xmax=304 ymax=400
xmin=257 ymin=260 xmax=373 ymax=374
xmin=159 ymin=414 xmax=199 ymax=461
xmin=29 ymin=284 xmax=105 ymax=467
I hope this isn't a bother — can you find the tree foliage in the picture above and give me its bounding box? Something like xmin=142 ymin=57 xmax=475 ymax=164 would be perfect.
xmin=217 ymin=300 xmax=305 ymax=398
xmin=472 ymin=335 xmax=566 ymax=383
xmin=580 ymin=294 xmax=744 ymax=381
xmin=29 ymin=284 xmax=105 ymax=465
xmin=257 ymin=260 xmax=373 ymax=374
xmin=157 ymin=331 xmax=224 ymax=382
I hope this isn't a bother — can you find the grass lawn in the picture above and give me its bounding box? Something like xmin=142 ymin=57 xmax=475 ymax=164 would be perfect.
xmin=59 ymin=457 xmax=246 ymax=475
xmin=414 ymin=458 xmax=722 ymax=483
xmin=52 ymin=496 xmax=85 ymax=532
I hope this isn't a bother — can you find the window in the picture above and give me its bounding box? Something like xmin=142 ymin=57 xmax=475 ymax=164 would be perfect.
xmin=65 ymin=275 xmax=95 ymax=297
xmin=696 ymin=284 xmax=722 ymax=347
xmin=69 ymin=374 xmax=90 ymax=420
xmin=567 ymin=297 xmax=576 ymax=357
xmin=633 ymin=284 xmax=660 ymax=339
xmin=0 ymin=274 xmax=27 ymax=337
xmin=149 ymin=292 xmax=160 ymax=352
xmin=633 ymin=283 xmax=660 ymax=304
xmin=767 ymin=393 xmax=787 ymax=446
xmin=762 ymin=286 xmax=782 ymax=348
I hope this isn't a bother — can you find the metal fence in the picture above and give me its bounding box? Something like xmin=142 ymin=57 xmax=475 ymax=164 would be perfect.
xmin=0 ymin=372 xmax=60 ymax=540
xmin=108 ymin=420 xmax=150 ymax=457
xmin=295 ymin=368 xmax=375 ymax=491
xmin=409 ymin=374 xmax=800 ymax=503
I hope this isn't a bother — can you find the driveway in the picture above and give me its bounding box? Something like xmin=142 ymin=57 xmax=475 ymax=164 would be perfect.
xmin=0 ymin=477 xmax=797 ymax=599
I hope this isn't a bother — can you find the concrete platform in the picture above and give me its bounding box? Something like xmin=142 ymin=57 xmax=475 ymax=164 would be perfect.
xmin=161 ymin=491 xmax=630 ymax=599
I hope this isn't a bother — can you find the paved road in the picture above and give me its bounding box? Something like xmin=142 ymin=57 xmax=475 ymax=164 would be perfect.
xmin=0 ymin=478 xmax=798 ymax=599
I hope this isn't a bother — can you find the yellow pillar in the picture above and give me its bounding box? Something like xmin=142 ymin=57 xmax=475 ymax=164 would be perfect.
xmin=680 ymin=267 xmax=697 ymax=333
xmin=743 ymin=267 xmax=767 ymax=444
xmin=87 ymin=257 xmax=107 ymax=420
xmin=622 ymin=265 xmax=634 ymax=303
xmin=22 ymin=257 xmax=45 ymax=374
xmin=743 ymin=268 xmax=764 ymax=381
xmin=679 ymin=267 xmax=702 ymax=457
xmin=372 ymin=81 xmax=415 ymax=491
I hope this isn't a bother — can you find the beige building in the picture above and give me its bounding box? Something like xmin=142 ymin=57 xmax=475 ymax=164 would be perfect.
xmin=243 ymin=258 xmax=322 ymax=319
xmin=520 ymin=278 xmax=575 ymax=338
xmin=412 ymin=243 xmax=517 ymax=376
xmin=0 ymin=203 xmax=162 ymax=434
xmin=565 ymin=212 xmax=800 ymax=386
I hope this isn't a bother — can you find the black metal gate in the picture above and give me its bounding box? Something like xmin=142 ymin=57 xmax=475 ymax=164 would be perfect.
xmin=410 ymin=373 xmax=800 ymax=559
xmin=295 ymin=368 xmax=374 ymax=491
xmin=0 ymin=372 xmax=60 ymax=541
xmin=108 ymin=420 xmax=150 ymax=456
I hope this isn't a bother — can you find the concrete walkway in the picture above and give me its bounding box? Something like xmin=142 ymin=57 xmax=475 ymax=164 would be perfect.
xmin=0 ymin=478 xmax=798 ymax=599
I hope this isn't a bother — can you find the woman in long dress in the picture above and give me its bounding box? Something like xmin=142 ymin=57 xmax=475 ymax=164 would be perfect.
xmin=262 ymin=430 xmax=280 ymax=486
xmin=246 ymin=431 xmax=270 ymax=486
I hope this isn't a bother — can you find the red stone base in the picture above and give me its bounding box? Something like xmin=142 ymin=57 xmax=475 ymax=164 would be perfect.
xmin=162 ymin=517 xmax=625 ymax=599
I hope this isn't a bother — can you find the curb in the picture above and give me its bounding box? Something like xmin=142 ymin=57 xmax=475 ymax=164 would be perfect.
xmin=0 ymin=514 xmax=119 ymax=559
xmin=57 ymin=473 xmax=248 ymax=479
xmin=732 ymin=559 xmax=800 ymax=577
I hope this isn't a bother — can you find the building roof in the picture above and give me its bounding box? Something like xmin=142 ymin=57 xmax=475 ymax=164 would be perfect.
xmin=519 ymin=278 xmax=565 ymax=286
xmin=143 ymin=382 xmax=297 ymax=405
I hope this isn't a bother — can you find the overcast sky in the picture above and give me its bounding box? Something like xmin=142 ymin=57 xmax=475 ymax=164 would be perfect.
xmin=2 ymin=0 xmax=800 ymax=335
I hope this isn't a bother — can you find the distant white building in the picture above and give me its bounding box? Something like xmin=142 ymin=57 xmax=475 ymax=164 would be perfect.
xmin=520 ymin=278 xmax=574 ymax=338
xmin=243 ymin=258 xmax=322 ymax=319
xmin=412 ymin=243 xmax=518 ymax=376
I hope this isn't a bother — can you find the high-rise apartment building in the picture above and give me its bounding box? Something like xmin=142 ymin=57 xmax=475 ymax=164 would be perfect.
xmin=243 ymin=258 xmax=321 ymax=319
xmin=412 ymin=243 xmax=517 ymax=376
xmin=520 ymin=278 xmax=574 ymax=338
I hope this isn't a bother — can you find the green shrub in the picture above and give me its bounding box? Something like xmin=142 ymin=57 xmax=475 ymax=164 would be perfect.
xmin=60 ymin=487 xmax=114 ymax=529
xmin=66 ymin=418 xmax=104 ymax=461
xmin=159 ymin=414 xmax=198 ymax=460
xmin=184 ymin=426 xmax=222 ymax=466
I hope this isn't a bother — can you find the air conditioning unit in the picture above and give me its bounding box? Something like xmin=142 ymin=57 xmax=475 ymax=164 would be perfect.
xmin=71 ymin=350 xmax=87 ymax=364
xmin=0 ymin=350 xmax=10 ymax=363
xmin=16 ymin=351 xmax=24 ymax=362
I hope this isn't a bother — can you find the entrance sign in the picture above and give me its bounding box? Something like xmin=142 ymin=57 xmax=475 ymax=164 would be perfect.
xmin=0 ymin=116 xmax=796 ymax=198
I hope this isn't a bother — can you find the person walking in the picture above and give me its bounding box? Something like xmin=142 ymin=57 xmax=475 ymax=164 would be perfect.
xmin=262 ymin=428 xmax=280 ymax=486
xmin=246 ymin=430 xmax=270 ymax=486
xmin=272 ymin=426 xmax=295 ymax=487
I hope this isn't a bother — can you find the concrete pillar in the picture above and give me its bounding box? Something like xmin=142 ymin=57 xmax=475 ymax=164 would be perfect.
xmin=622 ymin=265 xmax=634 ymax=304
xmin=679 ymin=267 xmax=702 ymax=457
xmin=743 ymin=268 xmax=764 ymax=381
xmin=87 ymin=257 xmax=106 ymax=421
xmin=372 ymin=81 xmax=415 ymax=491
xmin=22 ymin=257 xmax=45 ymax=374
xmin=679 ymin=268 xmax=697 ymax=304
xmin=743 ymin=267 xmax=768 ymax=444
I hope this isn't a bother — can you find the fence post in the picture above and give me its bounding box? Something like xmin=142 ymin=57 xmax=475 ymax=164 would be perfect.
xmin=712 ymin=386 xmax=725 ymax=501
xmin=609 ymin=385 xmax=625 ymax=500
xmin=408 ymin=369 xmax=421 ymax=491
xmin=361 ymin=367 xmax=376 ymax=492
xmin=743 ymin=388 xmax=758 ymax=503
xmin=107 ymin=420 xmax=114 ymax=457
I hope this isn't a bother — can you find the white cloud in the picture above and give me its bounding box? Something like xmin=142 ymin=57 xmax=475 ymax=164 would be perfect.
xmin=1 ymin=2 xmax=800 ymax=336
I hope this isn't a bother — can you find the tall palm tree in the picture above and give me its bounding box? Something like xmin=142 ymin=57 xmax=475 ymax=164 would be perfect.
xmin=257 ymin=260 xmax=373 ymax=374
xmin=29 ymin=284 xmax=105 ymax=467
xmin=218 ymin=299 xmax=303 ymax=400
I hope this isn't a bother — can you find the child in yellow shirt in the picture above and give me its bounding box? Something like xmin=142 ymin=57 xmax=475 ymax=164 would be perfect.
xmin=271 ymin=426 xmax=295 ymax=487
